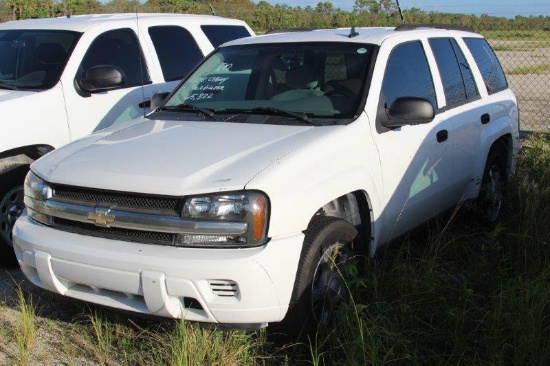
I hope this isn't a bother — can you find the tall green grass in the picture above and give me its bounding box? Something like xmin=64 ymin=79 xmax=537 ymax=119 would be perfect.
xmin=310 ymin=133 xmax=550 ymax=364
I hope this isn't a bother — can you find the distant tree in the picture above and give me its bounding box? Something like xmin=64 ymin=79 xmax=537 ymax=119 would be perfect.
xmin=103 ymin=0 xmax=141 ymax=13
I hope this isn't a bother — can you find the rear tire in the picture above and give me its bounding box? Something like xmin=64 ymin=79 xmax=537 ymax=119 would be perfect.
xmin=477 ymin=150 xmax=507 ymax=224
xmin=274 ymin=217 xmax=363 ymax=339
xmin=0 ymin=165 xmax=29 ymax=268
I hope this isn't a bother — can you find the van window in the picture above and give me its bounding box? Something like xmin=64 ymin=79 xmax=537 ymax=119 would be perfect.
xmin=201 ymin=25 xmax=251 ymax=48
xmin=149 ymin=26 xmax=204 ymax=82
xmin=79 ymin=28 xmax=150 ymax=88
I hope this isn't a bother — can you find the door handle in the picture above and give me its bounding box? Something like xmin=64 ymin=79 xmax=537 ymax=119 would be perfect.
xmin=436 ymin=129 xmax=448 ymax=143
xmin=481 ymin=113 xmax=491 ymax=125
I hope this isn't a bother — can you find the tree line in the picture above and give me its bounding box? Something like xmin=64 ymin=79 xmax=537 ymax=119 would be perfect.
xmin=1 ymin=0 xmax=549 ymax=32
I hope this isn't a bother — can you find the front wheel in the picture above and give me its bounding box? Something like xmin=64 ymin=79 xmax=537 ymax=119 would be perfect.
xmin=276 ymin=217 xmax=363 ymax=338
xmin=0 ymin=165 xmax=29 ymax=268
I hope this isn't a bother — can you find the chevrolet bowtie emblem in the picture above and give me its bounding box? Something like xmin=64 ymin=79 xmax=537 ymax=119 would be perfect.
xmin=87 ymin=207 xmax=115 ymax=227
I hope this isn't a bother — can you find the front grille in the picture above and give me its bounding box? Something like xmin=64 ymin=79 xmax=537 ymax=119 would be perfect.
xmin=52 ymin=184 xmax=182 ymax=215
xmin=52 ymin=217 xmax=176 ymax=246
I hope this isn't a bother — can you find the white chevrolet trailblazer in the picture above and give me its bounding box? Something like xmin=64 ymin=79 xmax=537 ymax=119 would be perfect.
xmin=13 ymin=26 xmax=519 ymax=334
xmin=0 ymin=13 xmax=253 ymax=265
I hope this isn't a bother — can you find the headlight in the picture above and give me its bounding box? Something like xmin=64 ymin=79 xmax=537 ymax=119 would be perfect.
xmin=24 ymin=171 xmax=51 ymax=201
xmin=179 ymin=191 xmax=269 ymax=247
xmin=23 ymin=171 xmax=52 ymax=225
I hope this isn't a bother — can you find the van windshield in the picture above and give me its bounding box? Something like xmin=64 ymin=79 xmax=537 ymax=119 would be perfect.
xmin=161 ymin=42 xmax=374 ymax=125
xmin=0 ymin=30 xmax=80 ymax=90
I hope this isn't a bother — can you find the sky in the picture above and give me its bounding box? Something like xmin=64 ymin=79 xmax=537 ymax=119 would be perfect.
xmin=262 ymin=0 xmax=550 ymax=17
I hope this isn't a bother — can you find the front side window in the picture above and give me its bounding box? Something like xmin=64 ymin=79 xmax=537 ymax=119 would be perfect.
xmin=78 ymin=28 xmax=150 ymax=88
xmin=149 ymin=26 xmax=203 ymax=82
xmin=159 ymin=42 xmax=374 ymax=125
xmin=0 ymin=30 xmax=80 ymax=90
xmin=381 ymin=41 xmax=437 ymax=109
xmin=464 ymin=38 xmax=507 ymax=94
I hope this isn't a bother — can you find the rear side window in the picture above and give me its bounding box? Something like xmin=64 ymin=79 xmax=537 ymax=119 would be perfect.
xmin=201 ymin=25 xmax=251 ymax=48
xmin=464 ymin=38 xmax=507 ymax=94
xmin=429 ymin=38 xmax=479 ymax=107
xmin=79 ymin=28 xmax=150 ymax=88
xmin=381 ymin=41 xmax=437 ymax=109
xmin=149 ymin=26 xmax=203 ymax=82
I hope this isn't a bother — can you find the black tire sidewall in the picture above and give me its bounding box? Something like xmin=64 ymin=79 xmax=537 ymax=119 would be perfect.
xmin=478 ymin=151 xmax=507 ymax=224
xmin=275 ymin=216 xmax=362 ymax=338
xmin=0 ymin=164 xmax=29 ymax=268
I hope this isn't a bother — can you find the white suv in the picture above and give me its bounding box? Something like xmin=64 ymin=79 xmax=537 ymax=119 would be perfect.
xmin=0 ymin=13 xmax=253 ymax=264
xmin=13 ymin=26 xmax=519 ymax=334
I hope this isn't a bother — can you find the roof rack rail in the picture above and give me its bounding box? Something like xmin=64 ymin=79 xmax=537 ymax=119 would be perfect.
xmin=265 ymin=28 xmax=318 ymax=34
xmin=395 ymin=24 xmax=475 ymax=33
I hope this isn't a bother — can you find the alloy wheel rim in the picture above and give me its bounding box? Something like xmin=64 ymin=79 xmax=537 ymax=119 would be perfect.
xmin=311 ymin=242 xmax=350 ymax=326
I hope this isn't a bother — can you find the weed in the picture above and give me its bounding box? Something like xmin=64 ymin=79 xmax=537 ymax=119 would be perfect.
xmin=13 ymin=286 xmax=37 ymax=365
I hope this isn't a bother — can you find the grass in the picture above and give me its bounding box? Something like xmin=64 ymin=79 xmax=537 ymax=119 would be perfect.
xmin=13 ymin=286 xmax=37 ymax=365
xmin=507 ymin=64 xmax=550 ymax=75
xmin=0 ymin=133 xmax=548 ymax=364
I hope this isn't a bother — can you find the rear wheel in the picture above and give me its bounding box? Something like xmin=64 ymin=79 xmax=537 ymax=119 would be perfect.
xmin=0 ymin=165 xmax=29 ymax=268
xmin=276 ymin=217 xmax=363 ymax=338
xmin=478 ymin=151 xmax=507 ymax=224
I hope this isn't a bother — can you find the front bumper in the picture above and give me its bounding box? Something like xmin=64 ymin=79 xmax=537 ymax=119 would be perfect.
xmin=13 ymin=214 xmax=303 ymax=327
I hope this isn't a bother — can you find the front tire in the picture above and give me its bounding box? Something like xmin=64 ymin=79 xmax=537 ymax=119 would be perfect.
xmin=0 ymin=165 xmax=29 ymax=268
xmin=276 ymin=217 xmax=363 ymax=338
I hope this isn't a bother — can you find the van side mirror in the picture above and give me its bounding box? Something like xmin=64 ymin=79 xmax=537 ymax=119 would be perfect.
xmin=76 ymin=65 xmax=125 ymax=93
xmin=150 ymin=92 xmax=170 ymax=111
xmin=381 ymin=97 xmax=435 ymax=128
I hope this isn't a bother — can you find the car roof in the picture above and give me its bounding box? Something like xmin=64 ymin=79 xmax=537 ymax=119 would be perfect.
xmin=224 ymin=26 xmax=482 ymax=47
xmin=0 ymin=13 xmax=248 ymax=33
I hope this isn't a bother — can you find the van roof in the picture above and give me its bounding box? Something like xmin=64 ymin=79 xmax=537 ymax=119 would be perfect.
xmin=0 ymin=13 xmax=249 ymax=33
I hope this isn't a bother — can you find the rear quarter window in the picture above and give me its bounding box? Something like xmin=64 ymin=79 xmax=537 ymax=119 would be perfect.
xmin=200 ymin=25 xmax=251 ymax=48
xmin=464 ymin=38 xmax=507 ymax=94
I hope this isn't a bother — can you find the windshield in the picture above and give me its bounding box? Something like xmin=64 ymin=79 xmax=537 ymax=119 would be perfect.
xmin=0 ymin=30 xmax=80 ymax=90
xmin=161 ymin=42 xmax=374 ymax=125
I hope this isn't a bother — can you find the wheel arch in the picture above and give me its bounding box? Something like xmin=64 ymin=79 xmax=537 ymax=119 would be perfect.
xmin=306 ymin=190 xmax=374 ymax=256
xmin=0 ymin=144 xmax=55 ymax=174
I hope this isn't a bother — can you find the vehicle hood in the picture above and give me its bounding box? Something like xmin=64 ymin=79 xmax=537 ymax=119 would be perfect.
xmin=33 ymin=118 xmax=340 ymax=196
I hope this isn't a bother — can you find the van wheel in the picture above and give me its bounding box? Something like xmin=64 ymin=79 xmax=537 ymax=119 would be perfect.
xmin=478 ymin=151 xmax=506 ymax=223
xmin=0 ymin=165 xmax=29 ymax=268
xmin=277 ymin=217 xmax=362 ymax=338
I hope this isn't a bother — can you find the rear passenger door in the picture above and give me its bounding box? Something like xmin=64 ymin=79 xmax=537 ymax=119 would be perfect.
xmin=427 ymin=37 xmax=483 ymax=200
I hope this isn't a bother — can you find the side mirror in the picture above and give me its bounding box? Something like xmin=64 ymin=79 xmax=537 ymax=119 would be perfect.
xmin=382 ymin=97 xmax=435 ymax=128
xmin=150 ymin=92 xmax=170 ymax=111
xmin=76 ymin=65 xmax=125 ymax=93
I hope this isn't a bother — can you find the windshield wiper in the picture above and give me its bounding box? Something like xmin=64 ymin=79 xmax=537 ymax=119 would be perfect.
xmin=160 ymin=103 xmax=216 ymax=120
xmin=219 ymin=107 xmax=317 ymax=126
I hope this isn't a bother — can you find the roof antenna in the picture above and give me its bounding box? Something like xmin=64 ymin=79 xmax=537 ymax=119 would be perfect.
xmin=209 ymin=3 xmax=216 ymax=16
xmin=395 ymin=0 xmax=405 ymax=24
xmin=63 ymin=9 xmax=71 ymax=18
xmin=348 ymin=26 xmax=359 ymax=38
